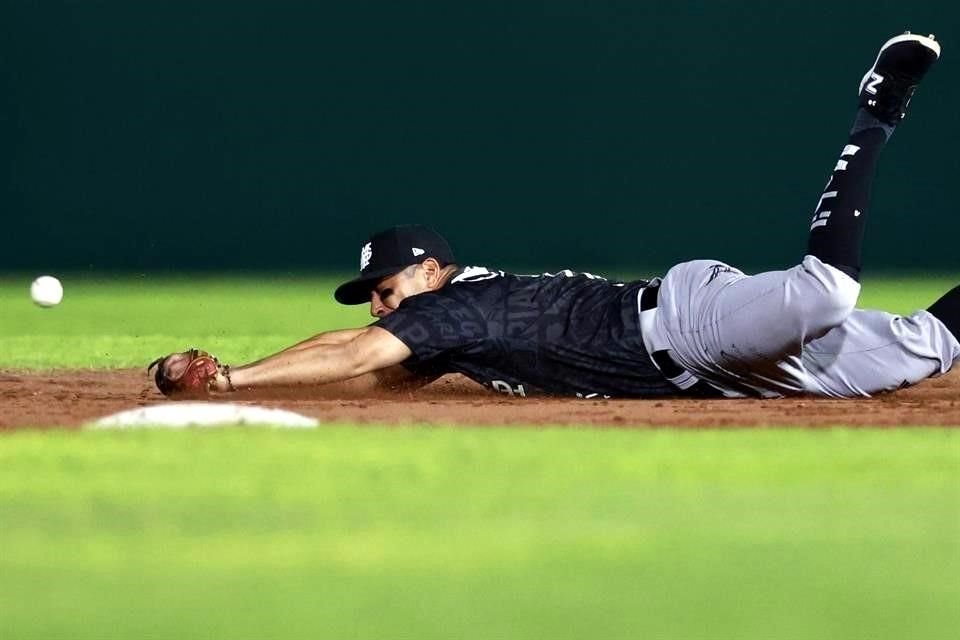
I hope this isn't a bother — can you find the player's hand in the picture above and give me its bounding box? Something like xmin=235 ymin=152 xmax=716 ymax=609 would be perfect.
xmin=148 ymin=348 xmax=230 ymax=397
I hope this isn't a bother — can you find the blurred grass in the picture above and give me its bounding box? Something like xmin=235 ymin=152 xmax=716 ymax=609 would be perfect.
xmin=0 ymin=273 xmax=957 ymax=369
xmin=1 ymin=427 xmax=958 ymax=640
xmin=0 ymin=275 xmax=370 ymax=367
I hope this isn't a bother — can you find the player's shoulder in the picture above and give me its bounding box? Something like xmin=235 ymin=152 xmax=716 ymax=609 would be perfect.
xmin=447 ymin=266 xmax=638 ymax=293
xmin=393 ymin=267 xmax=500 ymax=311
xmin=390 ymin=266 xmax=508 ymax=314
xmin=449 ymin=266 xmax=610 ymax=284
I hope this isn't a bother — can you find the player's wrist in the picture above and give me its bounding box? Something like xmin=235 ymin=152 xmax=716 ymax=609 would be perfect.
xmin=212 ymin=365 xmax=237 ymax=393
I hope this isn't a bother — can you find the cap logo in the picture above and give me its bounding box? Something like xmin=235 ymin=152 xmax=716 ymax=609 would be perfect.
xmin=360 ymin=242 xmax=373 ymax=271
xmin=412 ymin=247 xmax=425 ymax=257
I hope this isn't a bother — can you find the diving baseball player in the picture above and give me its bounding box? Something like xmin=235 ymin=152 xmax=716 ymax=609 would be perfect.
xmin=151 ymin=32 xmax=960 ymax=400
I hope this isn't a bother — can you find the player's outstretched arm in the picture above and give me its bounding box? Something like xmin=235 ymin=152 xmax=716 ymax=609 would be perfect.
xmin=150 ymin=327 xmax=430 ymax=396
xmin=219 ymin=326 xmax=413 ymax=390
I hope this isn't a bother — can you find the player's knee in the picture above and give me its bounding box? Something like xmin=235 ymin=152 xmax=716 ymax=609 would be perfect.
xmin=814 ymin=285 xmax=858 ymax=328
xmin=790 ymin=258 xmax=860 ymax=336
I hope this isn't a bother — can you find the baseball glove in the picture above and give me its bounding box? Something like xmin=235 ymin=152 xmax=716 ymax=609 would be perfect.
xmin=148 ymin=348 xmax=231 ymax=397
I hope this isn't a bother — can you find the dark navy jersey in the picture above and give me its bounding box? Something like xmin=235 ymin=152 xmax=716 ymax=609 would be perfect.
xmin=375 ymin=267 xmax=677 ymax=398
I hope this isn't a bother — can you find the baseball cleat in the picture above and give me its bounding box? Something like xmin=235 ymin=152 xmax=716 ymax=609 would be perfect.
xmin=859 ymin=31 xmax=941 ymax=124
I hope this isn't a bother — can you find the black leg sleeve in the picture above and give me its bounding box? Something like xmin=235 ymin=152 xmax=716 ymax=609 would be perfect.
xmin=927 ymin=285 xmax=960 ymax=339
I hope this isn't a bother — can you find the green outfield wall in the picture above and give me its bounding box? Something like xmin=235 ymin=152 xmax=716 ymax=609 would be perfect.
xmin=3 ymin=1 xmax=958 ymax=273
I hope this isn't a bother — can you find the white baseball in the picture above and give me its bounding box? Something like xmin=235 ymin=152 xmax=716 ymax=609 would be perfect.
xmin=30 ymin=275 xmax=64 ymax=307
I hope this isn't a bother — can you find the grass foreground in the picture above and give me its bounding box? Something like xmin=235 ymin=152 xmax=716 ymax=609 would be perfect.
xmin=1 ymin=427 xmax=958 ymax=640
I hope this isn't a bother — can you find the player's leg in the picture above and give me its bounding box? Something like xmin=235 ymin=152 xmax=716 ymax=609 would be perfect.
xmin=648 ymin=33 xmax=943 ymax=396
xmin=806 ymin=32 xmax=940 ymax=282
xmin=655 ymin=272 xmax=960 ymax=398
xmin=926 ymin=284 xmax=960 ymax=339
xmin=793 ymin=32 xmax=949 ymax=395
xmin=651 ymin=256 xmax=860 ymax=396
xmin=802 ymin=303 xmax=960 ymax=397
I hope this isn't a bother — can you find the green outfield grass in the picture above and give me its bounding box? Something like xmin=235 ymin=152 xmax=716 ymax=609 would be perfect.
xmin=0 ymin=274 xmax=370 ymax=368
xmin=1 ymin=274 xmax=959 ymax=639
xmin=1 ymin=428 xmax=958 ymax=640
xmin=0 ymin=273 xmax=957 ymax=368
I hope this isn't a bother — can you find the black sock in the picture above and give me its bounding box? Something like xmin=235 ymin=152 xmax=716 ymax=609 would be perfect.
xmin=806 ymin=111 xmax=893 ymax=281
xmin=928 ymin=285 xmax=960 ymax=339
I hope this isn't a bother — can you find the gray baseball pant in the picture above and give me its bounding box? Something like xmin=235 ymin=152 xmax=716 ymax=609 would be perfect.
xmin=643 ymin=255 xmax=960 ymax=398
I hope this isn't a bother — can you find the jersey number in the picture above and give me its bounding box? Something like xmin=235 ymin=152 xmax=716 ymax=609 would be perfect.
xmin=491 ymin=380 xmax=527 ymax=397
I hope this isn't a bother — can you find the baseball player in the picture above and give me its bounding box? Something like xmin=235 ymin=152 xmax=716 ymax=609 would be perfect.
xmin=151 ymin=32 xmax=960 ymax=400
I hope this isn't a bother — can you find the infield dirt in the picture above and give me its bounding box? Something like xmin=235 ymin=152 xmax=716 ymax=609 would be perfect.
xmin=2 ymin=368 xmax=960 ymax=429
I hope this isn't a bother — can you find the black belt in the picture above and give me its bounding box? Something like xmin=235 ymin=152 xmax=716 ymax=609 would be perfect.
xmin=640 ymin=283 xmax=721 ymax=397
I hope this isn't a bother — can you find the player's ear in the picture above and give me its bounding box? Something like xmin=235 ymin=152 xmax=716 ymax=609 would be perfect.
xmin=420 ymin=258 xmax=443 ymax=287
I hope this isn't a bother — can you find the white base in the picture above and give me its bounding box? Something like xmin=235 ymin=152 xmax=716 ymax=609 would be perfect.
xmin=88 ymin=402 xmax=319 ymax=429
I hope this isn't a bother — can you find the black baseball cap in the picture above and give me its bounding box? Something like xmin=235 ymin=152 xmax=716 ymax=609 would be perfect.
xmin=334 ymin=225 xmax=456 ymax=305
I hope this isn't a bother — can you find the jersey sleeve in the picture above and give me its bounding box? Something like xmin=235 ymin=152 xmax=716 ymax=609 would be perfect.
xmin=374 ymin=292 xmax=488 ymax=366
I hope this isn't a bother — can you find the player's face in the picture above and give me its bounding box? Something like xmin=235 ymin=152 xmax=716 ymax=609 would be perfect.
xmin=369 ymin=266 xmax=428 ymax=317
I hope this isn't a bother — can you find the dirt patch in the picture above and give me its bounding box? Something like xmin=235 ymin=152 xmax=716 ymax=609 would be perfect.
xmin=2 ymin=368 xmax=959 ymax=430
